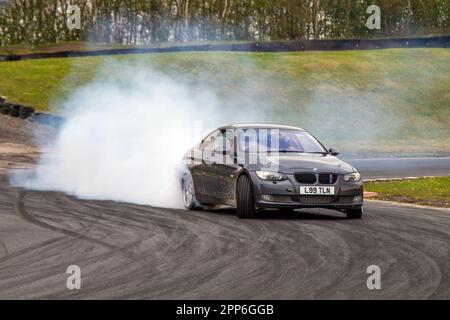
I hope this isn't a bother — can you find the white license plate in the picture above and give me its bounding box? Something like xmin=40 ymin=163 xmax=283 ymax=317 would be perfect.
xmin=300 ymin=186 xmax=335 ymax=195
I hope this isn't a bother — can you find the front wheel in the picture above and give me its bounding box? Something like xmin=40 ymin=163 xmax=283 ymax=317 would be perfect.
xmin=346 ymin=207 xmax=363 ymax=219
xmin=236 ymin=175 xmax=256 ymax=219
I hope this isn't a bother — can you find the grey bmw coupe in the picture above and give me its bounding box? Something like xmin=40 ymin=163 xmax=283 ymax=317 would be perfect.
xmin=181 ymin=124 xmax=363 ymax=219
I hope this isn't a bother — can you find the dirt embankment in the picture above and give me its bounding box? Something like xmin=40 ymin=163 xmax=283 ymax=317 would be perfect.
xmin=0 ymin=116 xmax=56 ymax=173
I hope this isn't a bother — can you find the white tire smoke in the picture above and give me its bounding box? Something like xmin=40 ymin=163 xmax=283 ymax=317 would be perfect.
xmin=11 ymin=63 xmax=236 ymax=208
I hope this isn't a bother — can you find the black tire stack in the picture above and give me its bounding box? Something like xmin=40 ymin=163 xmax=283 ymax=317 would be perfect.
xmin=0 ymin=100 xmax=11 ymax=115
xmin=9 ymin=104 xmax=20 ymax=117
xmin=19 ymin=106 xmax=35 ymax=119
xmin=0 ymin=97 xmax=35 ymax=119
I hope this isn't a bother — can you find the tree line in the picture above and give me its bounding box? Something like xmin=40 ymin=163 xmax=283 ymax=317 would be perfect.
xmin=1 ymin=0 xmax=449 ymax=46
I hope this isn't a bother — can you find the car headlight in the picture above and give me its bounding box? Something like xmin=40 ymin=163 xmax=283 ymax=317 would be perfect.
xmin=256 ymin=171 xmax=288 ymax=181
xmin=343 ymin=172 xmax=361 ymax=182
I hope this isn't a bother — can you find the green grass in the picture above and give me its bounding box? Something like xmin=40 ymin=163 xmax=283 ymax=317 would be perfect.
xmin=1 ymin=48 xmax=450 ymax=154
xmin=365 ymin=177 xmax=450 ymax=207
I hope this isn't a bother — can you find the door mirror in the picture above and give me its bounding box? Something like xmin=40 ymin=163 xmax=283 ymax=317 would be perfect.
xmin=328 ymin=147 xmax=339 ymax=156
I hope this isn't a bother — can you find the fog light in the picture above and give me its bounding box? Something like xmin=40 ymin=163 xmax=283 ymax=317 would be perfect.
xmin=353 ymin=196 xmax=363 ymax=202
xmin=261 ymin=194 xmax=274 ymax=201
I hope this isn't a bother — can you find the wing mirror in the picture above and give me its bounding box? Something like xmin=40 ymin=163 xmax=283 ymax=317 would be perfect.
xmin=328 ymin=147 xmax=339 ymax=156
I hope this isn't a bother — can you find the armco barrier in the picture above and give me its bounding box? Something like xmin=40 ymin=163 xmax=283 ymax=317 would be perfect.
xmin=1 ymin=36 xmax=449 ymax=61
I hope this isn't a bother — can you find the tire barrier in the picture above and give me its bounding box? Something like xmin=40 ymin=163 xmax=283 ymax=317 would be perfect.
xmin=0 ymin=97 xmax=64 ymax=127
xmin=19 ymin=106 xmax=35 ymax=119
xmin=0 ymin=102 xmax=11 ymax=115
xmin=1 ymin=35 xmax=449 ymax=61
xmin=0 ymin=97 xmax=35 ymax=119
xmin=9 ymin=104 xmax=20 ymax=117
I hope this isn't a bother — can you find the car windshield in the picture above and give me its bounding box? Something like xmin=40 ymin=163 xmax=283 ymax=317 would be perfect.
xmin=237 ymin=128 xmax=327 ymax=153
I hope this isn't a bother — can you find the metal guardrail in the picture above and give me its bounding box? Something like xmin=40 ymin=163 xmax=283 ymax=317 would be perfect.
xmin=1 ymin=36 xmax=449 ymax=61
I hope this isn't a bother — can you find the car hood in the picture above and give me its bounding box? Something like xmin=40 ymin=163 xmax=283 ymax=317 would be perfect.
xmin=249 ymin=153 xmax=356 ymax=174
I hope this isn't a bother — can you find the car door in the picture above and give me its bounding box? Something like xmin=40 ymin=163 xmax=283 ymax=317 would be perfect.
xmin=202 ymin=129 xmax=238 ymax=204
xmin=201 ymin=130 xmax=221 ymax=202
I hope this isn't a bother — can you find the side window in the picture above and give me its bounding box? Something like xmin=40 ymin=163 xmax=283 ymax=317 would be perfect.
xmin=201 ymin=131 xmax=219 ymax=151
xmin=201 ymin=130 xmax=234 ymax=153
xmin=213 ymin=129 xmax=234 ymax=153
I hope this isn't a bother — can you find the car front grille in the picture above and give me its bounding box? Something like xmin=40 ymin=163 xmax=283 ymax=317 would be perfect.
xmin=294 ymin=174 xmax=316 ymax=184
xmin=294 ymin=173 xmax=338 ymax=184
xmin=318 ymin=174 xmax=338 ymax=184
xmin=299 ymin=196 xmax=335 ymax=204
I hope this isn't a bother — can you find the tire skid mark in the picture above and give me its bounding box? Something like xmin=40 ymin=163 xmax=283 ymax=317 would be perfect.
xmin=15 ymin=190 xmax=120 ymax=251
xmin=18 ymin=190 xmax=163 ymax=277
xmin=0 ymin=236 xmax=65 ymax=265
xmin=0 ymin=240 xmax=8 ymax=258
xmin=1 ymin=185 xmax=449 ymax=299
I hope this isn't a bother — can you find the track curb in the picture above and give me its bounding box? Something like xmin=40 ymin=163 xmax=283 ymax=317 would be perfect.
xmin=363 ymin=175 xmax=450 ymax=182
xmin=365 ymin=199 xmax=450 ymax=212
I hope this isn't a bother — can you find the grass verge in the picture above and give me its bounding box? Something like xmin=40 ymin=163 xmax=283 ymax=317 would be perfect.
xmin=0 ymin=48 xmax=449 ymax=154
xmin=365 ymin=177 xmax=450 ymax=208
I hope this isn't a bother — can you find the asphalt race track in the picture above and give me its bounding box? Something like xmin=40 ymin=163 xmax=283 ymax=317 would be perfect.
xmin=0 ymin=172 xmax=450 ymax=299
xmin=349 ymin=157 xmax=450 ymax=180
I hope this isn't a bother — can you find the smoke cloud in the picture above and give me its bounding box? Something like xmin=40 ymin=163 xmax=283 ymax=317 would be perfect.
xmin=11 ymin=61 xmax=266 ymax=208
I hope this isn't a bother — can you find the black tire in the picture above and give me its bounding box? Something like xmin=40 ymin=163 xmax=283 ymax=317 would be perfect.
xmin=19 ymin=106 xmax=34 ymax=119
xmin=10 ymin=104 xmax=20 ymax=117
xmin=181 ymin=173 xmax=202 ymax=210
xmin=19 ymin=112 xmax=32 ymax=119
xmin=346 ymin=208 xmax=363 ymax=219
xmin=0 ymin=103 xmax=11 ymax=115
xmin=9 ymin=109 xmax=19 ymax=117
xmin=20 ymin=106 xmax=34 ymax=112
xmin=236 ymin=174 xmax=256 ymax=219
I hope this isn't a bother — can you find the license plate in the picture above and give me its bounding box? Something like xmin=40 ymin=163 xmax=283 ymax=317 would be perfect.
xmin=300 ymin=186 xmax=335 ymax=195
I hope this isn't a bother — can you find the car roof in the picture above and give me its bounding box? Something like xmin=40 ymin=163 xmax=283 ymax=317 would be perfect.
xmin=217 ymin=123 xmax=305 ymax=131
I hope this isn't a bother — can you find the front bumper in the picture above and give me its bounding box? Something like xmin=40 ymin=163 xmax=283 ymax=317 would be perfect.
xmin=249 ymin=171 xmax=363 ymax=211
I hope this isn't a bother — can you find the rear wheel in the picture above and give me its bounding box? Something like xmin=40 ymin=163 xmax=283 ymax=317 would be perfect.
xmin=236 ymin=174 xmax=256 ymax=219
xmin=182 ymin=173 xmax=201 ymax=210
xmin=346 ymin=208 xmax=363 ymax=219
